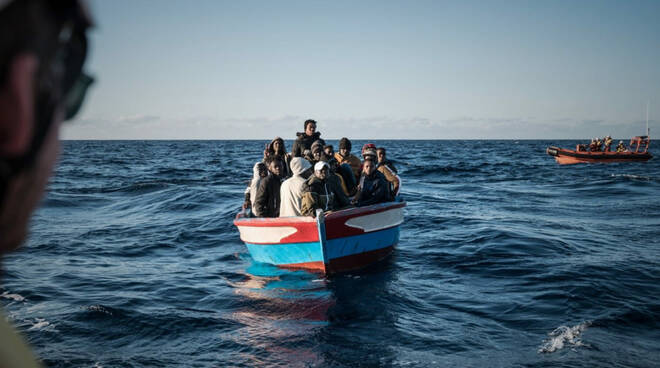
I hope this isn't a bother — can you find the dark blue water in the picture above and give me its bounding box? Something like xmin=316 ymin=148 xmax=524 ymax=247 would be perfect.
xmin=2 ymin=140 xmax=659 ymax=367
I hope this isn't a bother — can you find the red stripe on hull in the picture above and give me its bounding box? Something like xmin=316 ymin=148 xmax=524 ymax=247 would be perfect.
xmin=278 ymin=261 xmax=326 ymax=273
xmin=326 ymin=245 xmax=395 ymax=274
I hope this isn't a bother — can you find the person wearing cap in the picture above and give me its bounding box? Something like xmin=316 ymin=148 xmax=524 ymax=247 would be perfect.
xmin=291 ymin=119 xmax=325 ymax=158
xmin=279 ymin=157 xmax=312 ymax=217
xmin=334 ymin=137 xmax=362 ymax=181
xmin=353 ymin=156 xmax=390 ymax=207
xmin=376 ymin=147 xmax=400 ymax=198
xmin=254 ymin=157 xmax=284 ymax=217
xmin=616 ymin=140 xmax=626 ymax=152
xmin=0 ymin=0 xmax=94 ymax=366
xmin=301 ymin=161 xmax=349 ymax=217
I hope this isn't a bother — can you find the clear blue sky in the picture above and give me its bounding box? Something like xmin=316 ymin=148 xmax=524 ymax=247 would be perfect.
xmin=63 ymin=0 xmax=660 ymax=139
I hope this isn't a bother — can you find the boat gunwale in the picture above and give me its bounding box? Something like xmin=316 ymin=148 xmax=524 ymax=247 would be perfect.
xmin=233 ymin=201 xmax=406 ymax=227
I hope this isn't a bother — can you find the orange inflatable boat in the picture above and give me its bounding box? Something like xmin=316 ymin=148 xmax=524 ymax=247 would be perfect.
xmin=547 ymin=136 xmax=652 ymax=165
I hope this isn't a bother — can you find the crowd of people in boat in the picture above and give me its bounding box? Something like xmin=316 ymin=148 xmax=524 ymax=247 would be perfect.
xmin=576 ymin=136 xmax=628 ymax=152
xmin=242 ymin=119 xmax=401 ymax=218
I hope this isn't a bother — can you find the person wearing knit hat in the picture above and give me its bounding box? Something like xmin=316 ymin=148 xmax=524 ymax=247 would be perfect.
xmin=334 ymin=137 xmax=362 ymax=182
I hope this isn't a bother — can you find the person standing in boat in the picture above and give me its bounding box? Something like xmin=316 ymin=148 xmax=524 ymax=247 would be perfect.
xmin=291 ymin=119 xmax=324 ymax=158
xmin=263 ymin=137 xmax=292 ymax=178
xmin=279 ymin=157 xmax=312 ymax=217
xmin=604 ymin=136 xmax=613 ymax=152
xmin=376 ymin=147 xmax=401 ymax=198
xmin=254 ymin=157 xmax=284 ymax=217
xmin=352 ymin=157 xmax=390 ymax=207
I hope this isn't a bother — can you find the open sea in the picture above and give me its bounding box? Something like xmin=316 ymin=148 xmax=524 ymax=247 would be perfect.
xmin=2 ymin=139 xmax=659 ymax=367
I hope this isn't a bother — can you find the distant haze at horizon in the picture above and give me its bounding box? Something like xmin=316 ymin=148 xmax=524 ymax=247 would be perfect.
xmin=64 ymin=0 xmax=660 ymax=140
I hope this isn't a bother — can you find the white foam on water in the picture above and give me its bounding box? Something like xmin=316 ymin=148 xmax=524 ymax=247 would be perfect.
xmin=538 ymin=321 xmax=591 ymax=353
xmin=1 ymin=291 xmax=25 ymax=302
xmin=611 ymin=173 xmax=652 ymax=181
xmin=28 ymin=318 xmax=51 ymax=331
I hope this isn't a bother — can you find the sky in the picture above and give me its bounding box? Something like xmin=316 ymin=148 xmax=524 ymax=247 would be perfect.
xmin=63 ymin=0 xmax=660 ymax=140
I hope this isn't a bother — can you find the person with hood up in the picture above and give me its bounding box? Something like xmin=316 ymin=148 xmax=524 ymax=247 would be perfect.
xmin=254 ymin=157 xmax=284 ymax=217
xmin=352 ymin=157 xmax=390 ymax=207
xmin=306 ymin=139 xmax=330 ymax=165
xmin=301 ymin=161 xmax=350 ymax=217
xmin=263 ymin=136 xmax=292 ymax=178
xmin=243 ymin=162 xmax=268 ymax=216
xmin=334 ymin=137 xmax=362 ymax=180
xmin=279 ymin=157 xmax=313 ymax=217
xmin=292 ymin=119 xmax=325 ymax=157
xmin=376 ymin=147 xmax=401 ymax=198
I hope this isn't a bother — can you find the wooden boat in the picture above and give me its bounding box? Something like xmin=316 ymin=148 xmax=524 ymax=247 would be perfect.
xmin=234 ymin=201 xmax=406 ymax=274
xmin=547 ymin=136 xmax=652 ymax=164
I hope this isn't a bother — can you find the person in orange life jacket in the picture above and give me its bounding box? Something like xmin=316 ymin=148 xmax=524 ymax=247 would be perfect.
xmin=263 ymin=137 xmax=291 ymax=178
xmin=254 ymin=157 xmax=284 ymax=217
xmin=604 ymin=136 xmax=613 ymax=152
xmin=291 ymin=119 xmax=324 ymax=158
xmin=352 ymin=157 xmax=390 ymax=207
xmin=334 ymin=137 xmax=361 ymax=181
xmin=616 ymin=141 xmax=626 ymax=152
xmin=376 ymin=147 xmax=400 ymax=197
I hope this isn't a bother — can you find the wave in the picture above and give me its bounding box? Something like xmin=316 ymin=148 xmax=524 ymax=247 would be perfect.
xmin=538 ymin=321 xmax=591 ymax=353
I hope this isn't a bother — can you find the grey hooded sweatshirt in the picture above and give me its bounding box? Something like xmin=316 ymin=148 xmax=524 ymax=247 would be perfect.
xmin=279 ymin=157 xmax=312 ymax=217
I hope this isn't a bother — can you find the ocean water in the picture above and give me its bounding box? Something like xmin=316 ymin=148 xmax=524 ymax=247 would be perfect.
xmin=2 ymin=140 xmax=659 ymax=367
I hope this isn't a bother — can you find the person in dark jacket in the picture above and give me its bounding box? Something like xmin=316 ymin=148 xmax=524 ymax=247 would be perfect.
xmin=263 ymin=136 xmax=292 ymax=178
xmin=334 ymin=137 xmax=362 ymax=181
xmin=254 ymin=157 xmax=284 ymax=217
xmin=301 ymin=162 xmax=349 ymax=216
xmin=291 ymin=119 xmax=325 ymax=157
xmin=307 ymin=139 xmax=331 ymax=165
xmin=352 ymin=158 xmax=390 ymax=207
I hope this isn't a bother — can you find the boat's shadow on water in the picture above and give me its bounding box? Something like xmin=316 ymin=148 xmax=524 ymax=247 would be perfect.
xmin=226 ymin=255 xmax=399 ymax=367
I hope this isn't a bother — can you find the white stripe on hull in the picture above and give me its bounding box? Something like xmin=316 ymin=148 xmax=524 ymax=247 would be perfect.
xmin=344 ymin=207 xmax=404 ymax=232
xmin=237 ymin=226 xmax=298 ymax=244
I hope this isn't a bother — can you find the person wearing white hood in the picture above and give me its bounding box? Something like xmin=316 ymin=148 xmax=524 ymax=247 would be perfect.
xmin=279 ymin=157 xmax=312 ymax=217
